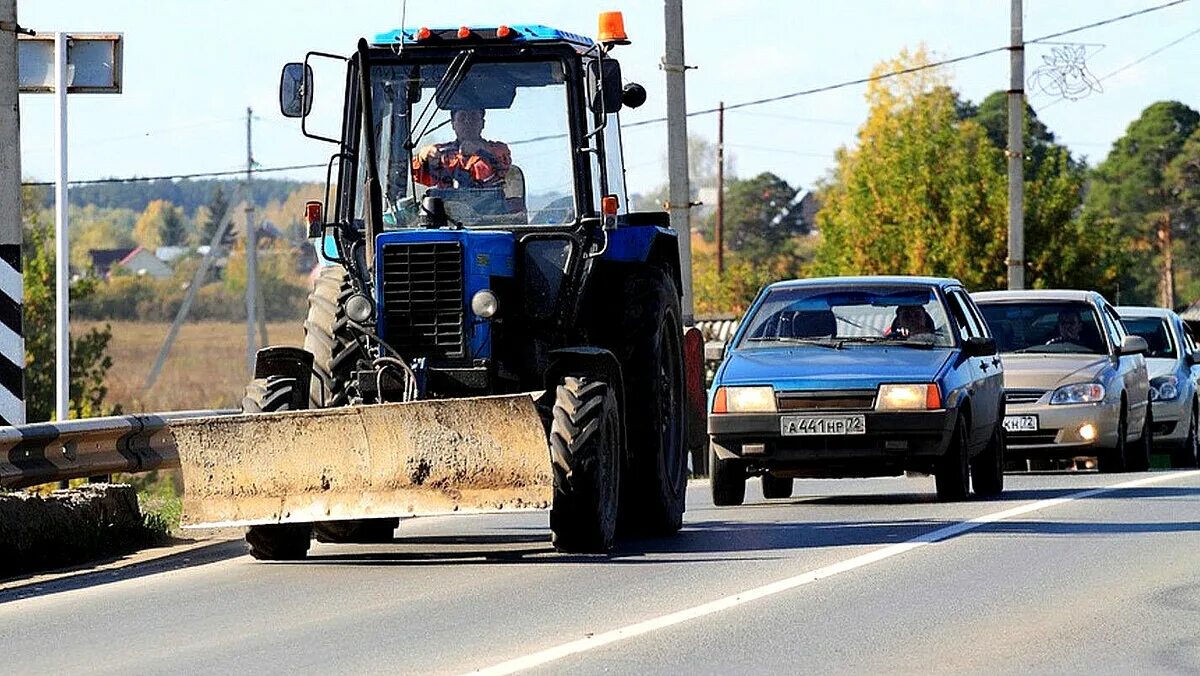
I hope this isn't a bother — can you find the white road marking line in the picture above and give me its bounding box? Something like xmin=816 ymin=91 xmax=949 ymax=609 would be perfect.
xmin=469 ymin=470 xmax=1200 ymax=675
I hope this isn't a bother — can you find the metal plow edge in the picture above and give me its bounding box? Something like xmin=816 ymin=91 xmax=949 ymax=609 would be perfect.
xmin=174 ymin=393 xmax=553 ymax=528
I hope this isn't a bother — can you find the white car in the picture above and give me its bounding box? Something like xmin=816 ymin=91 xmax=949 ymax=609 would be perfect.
xmin=1118 ymin=306 xmax=1200 ymax=468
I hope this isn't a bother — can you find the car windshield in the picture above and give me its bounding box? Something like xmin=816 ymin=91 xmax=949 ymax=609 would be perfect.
xmin=356 ymin=58 xmax=576 ymax=229
xmin=737 ymin=285 xmax=955 ymax=349
xmin=1121 ymin=316 xmax=1176 ymax=359
xmin=976 ymin=301 xmax=1107 ymax=355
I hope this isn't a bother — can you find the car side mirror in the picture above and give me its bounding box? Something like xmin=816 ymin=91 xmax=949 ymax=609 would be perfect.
xmin=1187 ymin=352 xmax=1200 ymax=366
xmin=964 ymin=336 xmax=997 ymax=357
xmin=704 ymin=341 xmax=726 ymax=362
xmin=280 ymin=62 xmax=314 ymax=118
xmin=1120 ymin=335 xmax=1148 ymax=356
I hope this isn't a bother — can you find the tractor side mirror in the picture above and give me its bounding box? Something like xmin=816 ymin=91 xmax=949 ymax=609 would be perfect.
xmin=280 ymin=62 xmax=314 ymax=118
xmin=621 ymin=82 xmax=647 ymax=109
xmin=586 ymin=58 xmax=623 ymax=115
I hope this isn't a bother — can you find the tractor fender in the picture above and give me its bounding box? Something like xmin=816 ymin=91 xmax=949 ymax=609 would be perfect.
xmin=546 ymin=347 xmax=628 ymax=462
xmin=601 ymin=224 xmax=682 ymax=297
xmin=252 ymin=346 xmax=314 ymax=411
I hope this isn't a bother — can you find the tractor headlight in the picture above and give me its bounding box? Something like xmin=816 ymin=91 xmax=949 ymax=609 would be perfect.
xmin=713 ymin=386 xmax=776 ymax=413
xmin=1150 ymin=375 xmax=1179 ymax=401
xmin=1049 ymin=383 xmax=1105 ymax=405
xmin=471 ymin=289 xmax=498 ymax=318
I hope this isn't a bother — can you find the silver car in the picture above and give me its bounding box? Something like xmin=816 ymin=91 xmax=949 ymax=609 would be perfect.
xmin=973 ymin=290 xmax=1151 ymax=472
xmin=1117 ymin=306 xmax=1200 ymax=468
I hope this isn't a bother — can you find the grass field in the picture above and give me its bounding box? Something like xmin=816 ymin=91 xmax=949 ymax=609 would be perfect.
xmin=75 ymin=321 xmax=306 ymax=413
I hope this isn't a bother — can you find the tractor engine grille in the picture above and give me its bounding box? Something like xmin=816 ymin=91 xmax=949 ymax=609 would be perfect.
xmin=379 ymin=242 xmax=465 ymax=360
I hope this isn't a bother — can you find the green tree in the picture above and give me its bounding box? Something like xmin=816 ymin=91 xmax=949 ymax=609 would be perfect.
xmin=159 ymin=203 xmax=187 ymax=247
xmin=970 ymin=91 xmax=1095 ymax=290
xmin=20 ymin=187 xmax=118 ymax=421
xmin=1164 ymin=129 xmax=1200 ymax=304
xmin=722 ymin=172 xmax=803 ymax=262
xmin=814 ymin=48 xmax=1008 ymax=290
xmin=199 ymin=185 xmax=230 ymax=244
xmin=1081 ymin=101 xmax=1200 ymax=305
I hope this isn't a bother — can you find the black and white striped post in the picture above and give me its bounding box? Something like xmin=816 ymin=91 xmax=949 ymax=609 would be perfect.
xmin=0 ymin=245 xmax=23 ymax=426
xmin=0 ymin=0 xmax=25 ymax=426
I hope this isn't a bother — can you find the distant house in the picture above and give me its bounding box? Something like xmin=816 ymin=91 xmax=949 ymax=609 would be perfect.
xmin=155 ymin=246 xmax=189 ymax=264
xmin=89 ymin=247 xmax=137 ymax=278
xmin=112 ymin=247 xmax=172 ymax=279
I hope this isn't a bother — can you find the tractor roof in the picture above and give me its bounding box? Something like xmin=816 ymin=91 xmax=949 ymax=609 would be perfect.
xmin=372 ymin=25 xmax=595 ymax=52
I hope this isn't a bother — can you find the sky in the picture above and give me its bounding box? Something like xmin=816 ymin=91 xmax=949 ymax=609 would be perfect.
xmin=14 ymin=0 xmax=1200 ymax=201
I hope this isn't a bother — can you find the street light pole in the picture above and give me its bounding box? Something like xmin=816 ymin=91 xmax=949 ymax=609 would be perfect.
xmin=663 ymin=0 xmax=693 ymax=323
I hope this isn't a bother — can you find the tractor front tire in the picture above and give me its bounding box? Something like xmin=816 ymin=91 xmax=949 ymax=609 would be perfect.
xmin=549 ymin=377 xmax=620 ymax=554
xmin=598 ymin=266 xmax=687 ymax=536
xmin=304 ymin=265 xmax=399 ymax=543
xmin=242 ymin=376 xmax=313 ymax=561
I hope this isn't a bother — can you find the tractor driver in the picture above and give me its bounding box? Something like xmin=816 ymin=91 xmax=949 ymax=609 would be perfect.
xmin=411 ymin=108 xmax=526 ymax=214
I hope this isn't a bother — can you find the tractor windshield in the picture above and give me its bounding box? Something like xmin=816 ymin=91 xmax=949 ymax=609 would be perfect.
xmin=357 ymin=58 xmax=577 ymax=228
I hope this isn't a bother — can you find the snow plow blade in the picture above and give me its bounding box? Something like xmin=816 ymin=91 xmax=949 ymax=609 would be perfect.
xmin=174 ymin=394 xmax=552 ymax=528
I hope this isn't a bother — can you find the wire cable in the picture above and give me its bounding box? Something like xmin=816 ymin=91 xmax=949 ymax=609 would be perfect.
xmin=21 ymin=162 xmax=327 ymax=187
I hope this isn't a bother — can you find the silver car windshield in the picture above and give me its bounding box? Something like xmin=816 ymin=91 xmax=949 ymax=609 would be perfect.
xmin=977 ymin=301 xmax=1107 ymax=355
xmin=1121 ymin=316 xmax=1176 ymax=359
xmin=738 ymin=285 xmax=955 ymax=349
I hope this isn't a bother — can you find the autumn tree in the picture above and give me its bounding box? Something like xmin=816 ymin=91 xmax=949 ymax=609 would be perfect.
xmin=132 ymin=199 xmax=186 ymax=249
xmin=814 ymin=48 xmax=1008 ymax=290
xmin=199 ymin=185 xmax=231 ymax=245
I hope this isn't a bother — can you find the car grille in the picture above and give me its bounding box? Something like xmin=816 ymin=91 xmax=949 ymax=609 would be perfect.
xmin=777 ymin=390 xmax=876 ymax=411
xmin=1005 ymin=388 xmax=1046 ymax=405
xmin=1006 ymin=430 xmax=1058 ymax=445
xmin=379 ymin=242 xmax=465 ymax=360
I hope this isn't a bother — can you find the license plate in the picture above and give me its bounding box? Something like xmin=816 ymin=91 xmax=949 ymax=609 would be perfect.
xmin=781 ymin=414 xmax=866 ymax=436
xmin=1003 ymin=415 xmax=1038 ymax=432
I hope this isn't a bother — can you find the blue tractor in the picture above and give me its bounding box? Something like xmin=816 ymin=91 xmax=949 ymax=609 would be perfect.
xmin=231 ymin=15 xmax=698 ymax=559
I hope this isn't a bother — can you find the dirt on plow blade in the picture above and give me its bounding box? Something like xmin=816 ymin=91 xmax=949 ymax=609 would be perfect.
xmin=174 ymin=394 xmax=552 ymax=528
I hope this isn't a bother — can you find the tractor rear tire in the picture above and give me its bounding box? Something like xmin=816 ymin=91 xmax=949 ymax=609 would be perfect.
xmin=242 ymin=376 xmax=313 ymax=561
xmin=549 ymin=377 xmax=620 ymax=554
xmin=761 ymin=473 xmax=794 ymax=500
xmin=303 ymin=265 xmax=399 ymax=543
xmin=596 ymin=266 xmax=687 ymax=536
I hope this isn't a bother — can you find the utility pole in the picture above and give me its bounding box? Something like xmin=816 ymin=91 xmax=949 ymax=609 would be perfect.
xmin=0 ymin=0 xmax=25 ymax=425
xmin=716 ymin=100 xmax=725 ymax=276
xmin=244 ymin=106 xmax=258 ymax=376
xmin=663 ymin=0 xmax=693 ymax=324
xmin=1007 ymin=0 xmax=1025 ymax=290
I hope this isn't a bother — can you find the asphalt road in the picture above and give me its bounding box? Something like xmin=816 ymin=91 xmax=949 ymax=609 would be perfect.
xmin=2 ymin=470 xmax=1198 ymax=675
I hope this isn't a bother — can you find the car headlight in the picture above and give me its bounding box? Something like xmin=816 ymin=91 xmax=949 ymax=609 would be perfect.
xmin=1150 ymin=375 xmax=1179 ymax=402
xmin=1049 ymin=383 xmax=1106 ymax=405
xmin=713 ymin=386 xmax=777 ymax=413
xmin=876 ymin=383 xmax=942 ymax=411
xmin=471 ymin=289 xmax=498 ymax=318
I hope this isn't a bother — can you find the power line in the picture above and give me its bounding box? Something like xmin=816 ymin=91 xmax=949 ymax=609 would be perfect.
xmin=20 ymin=162 xmax=326 ymax=187
xmin=622 ymin=0 xmax=1192 ymax=130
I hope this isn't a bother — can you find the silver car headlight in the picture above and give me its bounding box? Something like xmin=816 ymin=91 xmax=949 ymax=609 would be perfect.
xmin=1150 ymin=375 xmax=1179 ymax=402
xmin=1049 ymin=383 xmax=1106 ymax=405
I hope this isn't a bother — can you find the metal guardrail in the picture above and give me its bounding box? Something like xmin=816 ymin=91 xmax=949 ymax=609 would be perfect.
xmin=0 ymin=409 xmax=236 ymax=490
xmin=0 ymin=320 xmax=741 ymax=491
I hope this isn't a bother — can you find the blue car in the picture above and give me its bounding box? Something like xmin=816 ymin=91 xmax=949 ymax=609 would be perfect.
xmin=707 ymin=276 xmax=1006 ymax=505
